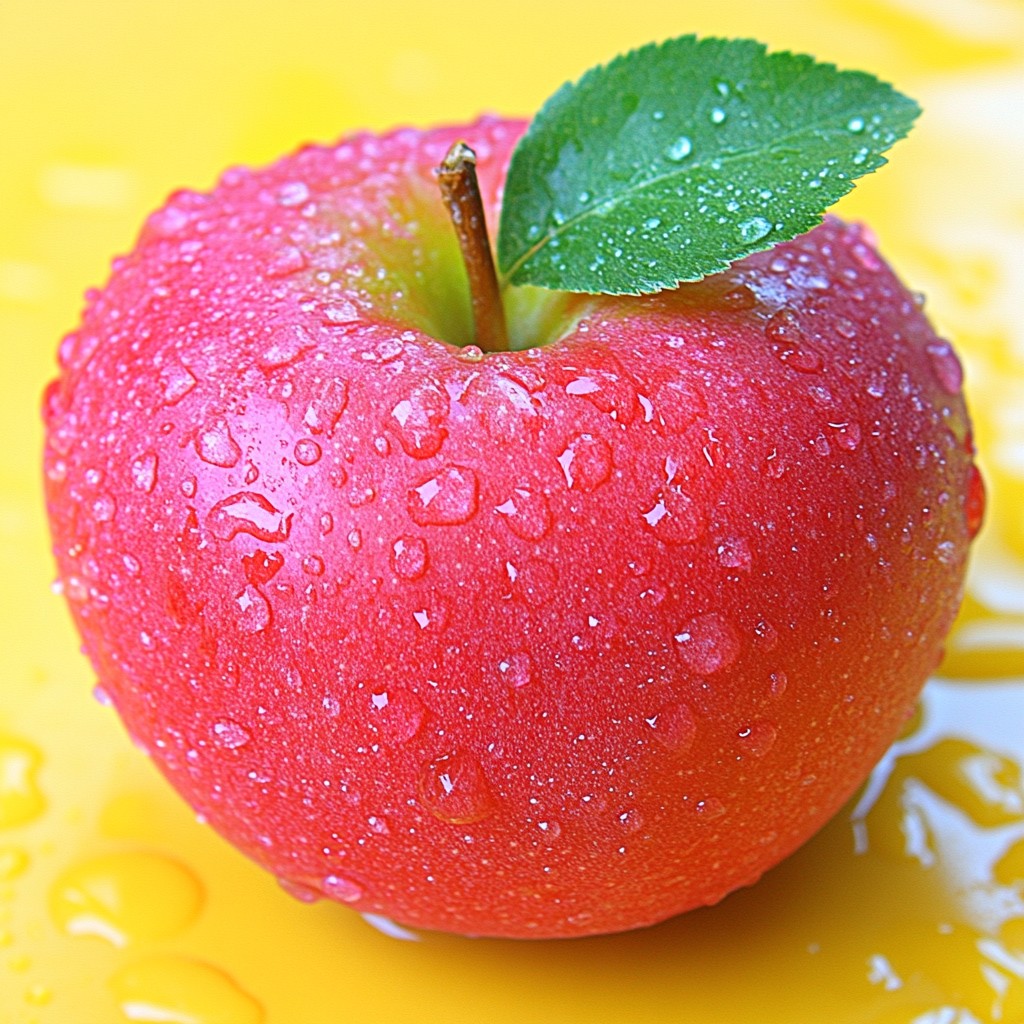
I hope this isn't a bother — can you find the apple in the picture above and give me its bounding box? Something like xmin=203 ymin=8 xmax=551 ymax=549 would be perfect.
xmin=42 ymin=114 xmax=982 ymax=938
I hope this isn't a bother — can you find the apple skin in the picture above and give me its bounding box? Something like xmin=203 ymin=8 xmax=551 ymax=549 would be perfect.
xmin=43 ymin=116 xmax=982 ymax=938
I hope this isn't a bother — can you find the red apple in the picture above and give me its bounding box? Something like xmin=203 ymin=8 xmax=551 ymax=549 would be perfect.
xmin=43 ymin=116 xmax=982 ymax=938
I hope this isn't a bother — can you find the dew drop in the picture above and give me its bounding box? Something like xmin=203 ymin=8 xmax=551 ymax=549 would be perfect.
xmin=293 ymin=438 xmax=321 ymax=466
xmin=212 ymin=719 xmax=251 ymax=750
xmin=710 ymin=106 xmax=726 ymax=124
xmin=277 ymin=878 xmax=321 ymax=903
xmin=302 ymin=378 xmax=348 ymax=436
xmin=666 ymin=136 xmax=693 ymax=162
xmin=322 ymin=873 xmax=364 ymax=904
xmin=829 ymin=420 xmax=863 ymax=452
xmin=641 ymin=488 xmax=706 ymax=544
xmin=737 ymin=216 xmax=772 ymax=244
xmin=617 ymin=807 xmax=644 ymax=834
xmin=266 ymin=245 xmax=307 ymax=278
xmin=50 ymin=852 xmax=204 ymax=946
xmin=407 ymin=465 xmax=479 ymax=526
xmin=207 ymin=492 xmax=292 ymax=543
xmin=195 ymin=418 xmax=241 ymax=468
xmin=259 ymin=323 xmax=315 ymax=370
xmin=722 ymin=285 xmax=757 ymax=310
xmin=91 ymin=492 xmax=117 ymax=523
xmin=418 ymin=752 xmax=496 ymax=825
xmin=497 ymin=651 xmax=534 ymax=689
xmin=737 ymin=719 xmax=778 ymax=758
xmin=765 ymin=310 xmax=824 ymax=374
xmin=694 ymin=797 xmax=726 ymax=820
xmin=235 ymin=584 xmax=272 ymax=633
xmin=494 ymin=487 xmax=552 ymax=541
xmin=373 ymin=689 xmax=426 ymax=745
xmin=674 ymin=612 xmax=741 ymax=674
xmin=159 ymin=363 xmax=197 ymax=407
xmin=645 ymin=701 xmax=697 ymax=754
xmin=131 ymin=452 xmax=159 ymax=493
xmin=388 ymin=382 xmax=450 ymax=458
xmin=716 ymin=536 xmax=752 ymax=571
xmin=391 ymin=536 xmax=429 ymax=581
xmin=925 ymin=340 xmax=964 ymax=395
xmin=847 ymin=116 xmax=865 ymax=133
xmin=557 ymin=434 xmax=612 ymax=492
xmin=277 ymin=180 xmax=310 ymax=207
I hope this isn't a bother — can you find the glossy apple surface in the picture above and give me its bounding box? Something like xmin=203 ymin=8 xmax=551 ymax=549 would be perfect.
xmin=43 ymin=117 xmax=982 ymax=938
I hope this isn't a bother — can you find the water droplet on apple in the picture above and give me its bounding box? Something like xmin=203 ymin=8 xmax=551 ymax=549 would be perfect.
xmin=407 ymin=465 xmax=478 ymax=526
xmin=277 ymin=181 xmax=310 ymax=207
xmin=829 ymin=420 xmax=862 ymax=452
xmin=710 ymin=106 xmax=726 ymax=124
xmin=617 ymin=807 xmax=644 ymax=833
xmin=91 ymin=492 xmax=117 ymax=523
xmin=277 ymin=878 xmax=321 ymax=903
xmin=852 ymin=241 xmax=882 ymax=271
xmin=641 ymin=487 xmax=706 ymax=543
xmin=160 ymin=363 xmax=197 ymax=406
xmin=674 ymin=612 xmax=741 ymax=674
xmin=195 ymin=417 xmax=241 ymax=468
xmin=235 ymin=585 xmax=272 ymax=633
xmin=566 ymin=376 xmax=600 ymax=396
xmin=925 ymin=340 xmax=964 ymax=395
xmin=373 ymin=689 xmax=426 ymax=745
xmin=266 ymin=245 xmax=307 ymax=278
xmin=665 ymin=136 xmax=693 ymax=162
xmin=418 ymin=752 xmax=496 ymax=825
xmin=693 ymin=797 xmax=726 ymax=820
xmin=497 ymin=651 xmax=533 ymax=689
xmin=293 ymin=438 xmax=321 ymax=465
xmin=722 ymin=285 xmax=757 ymax=310
xmin=769 ymin=670 xmax=789 ymax=697
xmin=388 ymin=382 xmax=449 ymax=458
xmin=207 ymin=492 xmax=292 ymax=543
xmin=259 ymin=323 xmax=315 ymax=370
xmin=737 ymin=720 xmax=778 ymax=758
xmin=212 ymin=718 xmax=251 ymax=750
xmin=129 ymin=451 xmax=159 ymax=493
xmin=645 ymin=701 xmax=697 ymax=754
xmin=302 ymin=378 xmax=348 ymax=435
xmin=494 ymin=487 xmax=552 ymax=541
xmin=322 ymin=873 xmax=364 ymax=904
xmin=302 ymin=554 xmax=325 ymax=576
xmin=765 ymin=310 xmax=823 ymax=374
xmin=716 ymin=536 xmax=751 ymax=570
xmin=557 ymin=434 xmax=612 ymax=492
xmin=391 ymin=536 xmax=429 ymax=581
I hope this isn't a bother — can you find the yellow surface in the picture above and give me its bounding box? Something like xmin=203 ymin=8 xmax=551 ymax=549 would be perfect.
xmin=2 ymin=0 xmax=1024 ymax=1021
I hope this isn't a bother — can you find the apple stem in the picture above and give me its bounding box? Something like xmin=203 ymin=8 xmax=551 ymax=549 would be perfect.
xmin=435 ymin=142 xmax=510 ymax=353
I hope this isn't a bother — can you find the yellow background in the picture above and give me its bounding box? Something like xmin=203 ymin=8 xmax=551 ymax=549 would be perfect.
xmin=2 ymin=1 xmax=1024 ymax=1021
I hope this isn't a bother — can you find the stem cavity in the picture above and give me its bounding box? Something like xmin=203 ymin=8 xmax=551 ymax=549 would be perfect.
xmin=435 ymin=142 xmax=509 ymax=353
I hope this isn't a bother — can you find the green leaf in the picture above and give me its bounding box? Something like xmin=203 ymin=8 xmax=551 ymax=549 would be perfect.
xmin=496 ymin=35 xmax=920 ymax=295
